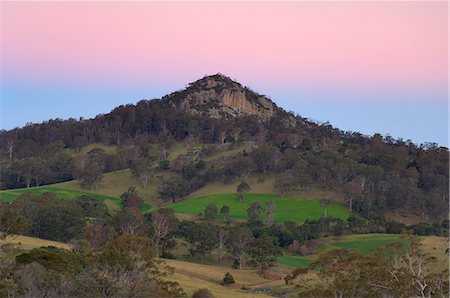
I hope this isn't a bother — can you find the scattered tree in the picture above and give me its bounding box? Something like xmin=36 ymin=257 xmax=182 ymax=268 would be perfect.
xmin=237 ymin=181 xmax=251 ymax=202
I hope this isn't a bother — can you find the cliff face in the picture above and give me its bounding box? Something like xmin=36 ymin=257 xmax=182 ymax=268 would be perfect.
xmin=166 ymin=74 xmax=279 ymax=120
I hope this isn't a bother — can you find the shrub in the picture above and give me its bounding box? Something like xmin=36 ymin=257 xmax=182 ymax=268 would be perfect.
xmin=159 ymin=160 xmax=170 ymax=170
xmin=222 ymin=272 xmax=235 ymax=285
xmin=192 ymin=288 xmax=213 ymax=298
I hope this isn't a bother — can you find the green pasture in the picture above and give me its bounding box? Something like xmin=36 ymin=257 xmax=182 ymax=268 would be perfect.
xmin=0 ymin=186 xmax=151 ymax=212
xmin=168 ymin=193 xmax=349 ymax=223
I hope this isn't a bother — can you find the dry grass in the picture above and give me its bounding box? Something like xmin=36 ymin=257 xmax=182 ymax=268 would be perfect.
xmin=419 ymin=236 xmax=448 ymax=271
xmin=0 ymin=235 xmax=72 ymax=251
xmin=163 ymin=258 xmax=269 ymax=285
xmin=167 ymin=272 xmax=272 ymax=298
xmin=162 ymin=258 xmax=274 ymax=297
xmin=383 ymin=210 xmax=425 ymax=225
xmin=54 ymin=169 xmax=171 ymax=207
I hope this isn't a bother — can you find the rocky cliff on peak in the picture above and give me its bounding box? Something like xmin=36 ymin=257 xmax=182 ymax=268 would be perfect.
xmin=163 ymin=74 xmax=281 ymax=120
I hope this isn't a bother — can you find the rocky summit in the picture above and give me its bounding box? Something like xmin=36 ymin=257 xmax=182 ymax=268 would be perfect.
xmin=164 ymin=73 xmax=280 ymax=120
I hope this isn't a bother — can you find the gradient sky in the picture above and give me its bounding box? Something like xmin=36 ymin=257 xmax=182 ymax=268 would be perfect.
xmin=1 ymin=1 xmax=448 ymax=146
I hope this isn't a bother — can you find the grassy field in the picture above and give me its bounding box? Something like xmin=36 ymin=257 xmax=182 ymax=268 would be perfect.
xmin=279 ymin=234 xmax=411 ymax=268
xmin=0 ymin=235 xmax=72 ymax=250
xmin=0 ymin=185 xmax=151 ymax=212
xmin=168 ymin=193 xmax=349 ymax=223
xmin=162 ymin=258 xmax=274 ymax=298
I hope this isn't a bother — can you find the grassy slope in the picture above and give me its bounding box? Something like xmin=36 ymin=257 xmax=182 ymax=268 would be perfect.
xmin=168 ymin=193 xmax=349 ymax=223
xmin=0 ymin=235 xmax=72 ymax=250
xmin=163 ymin=258 xmax=273 ymax=298
xmin=280 ymin=234 xmax=409 ymax=268
xmin=278 ymin=234 xmax=449 ymax=269
xmin=0 ymin=185 xmax=151 ymax=213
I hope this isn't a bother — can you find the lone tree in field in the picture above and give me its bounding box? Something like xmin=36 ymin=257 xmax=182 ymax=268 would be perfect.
xmin=220 ymin=205 xmax=230 ymax=222
xmin=320 ymin=198 xmax=333 ymax=218
xmin=237 ymin=181 xmax=251 ymax=202
xmin=204 ymin=203 xmax=218 ymax=221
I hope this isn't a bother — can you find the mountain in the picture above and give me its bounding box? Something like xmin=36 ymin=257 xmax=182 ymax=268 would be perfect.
xmin=0 ymin=74 xmax=448 ymax=224
xmin=163 ymin=73 xmax=281 ymax=120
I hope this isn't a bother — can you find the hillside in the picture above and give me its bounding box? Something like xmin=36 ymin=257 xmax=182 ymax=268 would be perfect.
xmin=1 ymin=74 xmax=447 ymax=225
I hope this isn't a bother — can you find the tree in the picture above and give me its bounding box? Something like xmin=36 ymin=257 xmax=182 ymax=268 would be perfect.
xmin=158 ymin=177 xmax=191 ymax=203
xmin=149 ymin=211 xmax=171 ymax=258
xmin=120 ymin=187 xmax=144 ymax=209
xmin=186 ymin=223 xmax=219 ymax=263
xmin=342 ymin=180 xmax=361 ymax=212
xmin=111 ymin=207 xmax=147 ymax=235
xmin=247 ymin=202 xmax=263 ymax=224
xmin=264 ymin=200 xmax=276 ymax=226
xmin=274 ymin=170 xmax=299 ymax=197
xmin=69 ymin=154 xmax=102 ymax=190
xmin=130 ymin=158 xmax=154 ymax=188
xmin=80 ymin=162 xmax=103 ymax=190
xmin=227 ymin=227 xmax=253 ymax=269
xmin=75 ymin=195 xmax=108 ymax=222
xmin=308 ymin=238 xmax=449 ymax=298
xmin=204 ymin=204 xmax=218 ymax=221
xmin=0 ymin=202 xmax=28 ymax=239
xmin=237 ymin=181 xmax=251 ymax=202
xmin=12 ymin=193 xmax=85 ymax=242
xmin=218 ymin=228 xmax=229 ymax=264
xmin=247 ymin=236 xmax=282 ymax=275
xmin=220 ymin=205 xmax=230 ymax=222
xmin=319 ymin=198 xmax=333 ymax=218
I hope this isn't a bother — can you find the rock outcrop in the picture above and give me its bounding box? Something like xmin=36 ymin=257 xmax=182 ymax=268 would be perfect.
xmin=165 ymin=74 xmax=279 ymax=120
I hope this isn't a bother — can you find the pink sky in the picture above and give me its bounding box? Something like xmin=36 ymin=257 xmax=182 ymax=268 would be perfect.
xmin=1 ymin=1 xmax=448 ymax=145
xmin=2 ymin=1 xmax=447 ymax=94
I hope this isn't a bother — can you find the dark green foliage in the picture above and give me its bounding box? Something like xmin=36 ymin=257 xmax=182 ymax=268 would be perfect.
xmin=222 ymin=272 xmax=235 ymax=285
xmin=75 ymin=195 xmax=108 ymax=220
xmin=158 ymin=177 xmax=191 ymax=203
xmin=12 ymin=193 xmax=85 ymax=241
xmin=247 ymin=236 xmax=282 ymax=275
xmin=220 ymin=205 xmax=230 ymax=221
xmin=204 ymin=203 xmax=218 ymax=221
xmin=247 ymin=202 xmax=263 ymax=224
xmin=159 ymin=159 xmax=170 ymax=170
xmin=185 ymin=223 xmax=219 ymax=263
xmin=15 ymin=246 xmax=85 ymax=273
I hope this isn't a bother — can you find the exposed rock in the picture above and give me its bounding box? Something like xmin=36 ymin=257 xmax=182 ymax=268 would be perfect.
xmin=165 ymin=74 xmax=280 ymax=121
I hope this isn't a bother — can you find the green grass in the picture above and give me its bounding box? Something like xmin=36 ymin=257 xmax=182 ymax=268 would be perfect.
xmin=0 ymin=186 xmax=152 ymax=213
xmin=279 ymin=255 xmax=314 ymax=268
xmin=323 ymin=234 xmax=409 ymax=255
xmin=168 ymin=193 xmax=349 ymax=223
xmin=279 ymin=234 xmax=410 ymax=268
